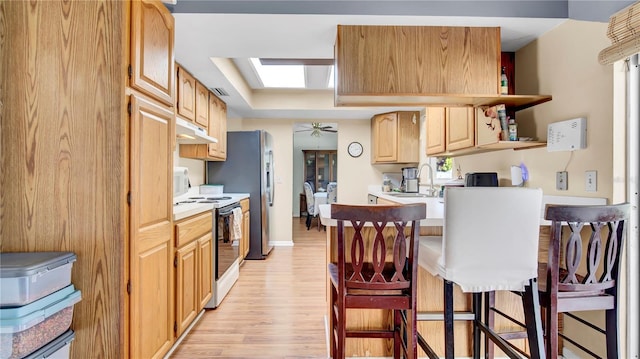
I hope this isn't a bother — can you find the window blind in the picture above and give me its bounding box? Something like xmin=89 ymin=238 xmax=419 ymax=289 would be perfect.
xmin=599 ymin=1 xmax=640 ymax=64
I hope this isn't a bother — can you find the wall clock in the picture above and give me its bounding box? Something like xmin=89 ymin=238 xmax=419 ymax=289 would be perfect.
xmin=347 ymin=141 xmax=363 ymax=158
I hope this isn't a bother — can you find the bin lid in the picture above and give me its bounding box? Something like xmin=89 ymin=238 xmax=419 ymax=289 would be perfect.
xmin=0 ymin=252 xmax=77 ymax=277
xmin=23 ymin=330 xmax=75 ymax=359
xmin=0 ymin=285 xmax=81 ymax=333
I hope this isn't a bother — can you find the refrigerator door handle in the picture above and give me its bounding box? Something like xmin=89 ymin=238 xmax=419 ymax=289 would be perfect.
xmin=268 ymin=150 xmax=274 ymax=206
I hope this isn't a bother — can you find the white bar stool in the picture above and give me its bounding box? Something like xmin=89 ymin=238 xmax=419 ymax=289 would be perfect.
xmin=417 ymin=187 xmax=545 ymax=359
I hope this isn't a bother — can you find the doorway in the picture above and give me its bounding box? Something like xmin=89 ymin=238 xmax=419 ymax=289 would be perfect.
xmin=292 ymin=122 xmax=338 ymax=217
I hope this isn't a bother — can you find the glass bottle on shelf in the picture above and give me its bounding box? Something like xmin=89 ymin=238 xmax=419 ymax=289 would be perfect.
xmin=500 ymin=66 xmax=509 ymax=95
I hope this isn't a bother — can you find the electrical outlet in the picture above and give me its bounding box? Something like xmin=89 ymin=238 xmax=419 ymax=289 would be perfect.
xmin=556 ymin=171 xmax=568 ymax=190
xmin=585 ymin=170 xmax=597 ymax=192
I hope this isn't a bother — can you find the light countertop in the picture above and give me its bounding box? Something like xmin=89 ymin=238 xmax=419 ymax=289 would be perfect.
xmin=319 ymin=186 xmax=606 ymax=227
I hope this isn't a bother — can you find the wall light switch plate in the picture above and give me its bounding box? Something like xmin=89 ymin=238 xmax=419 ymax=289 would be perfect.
xmin=585 ymin=170 xmax=597 ymax=192
xmin=556 ymin=171 xmax=568 ymax=190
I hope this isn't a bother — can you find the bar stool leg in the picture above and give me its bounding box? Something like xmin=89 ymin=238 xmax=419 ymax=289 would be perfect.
xmin=522 ymin=278 xmax=545 ymax=359
xmin=444 ymin=280 xmax=455 ymax=359
xmin=484 ymin=292 xmax=496 ymax=359
xmin=472 ymin=292 xmax=481 ymax=359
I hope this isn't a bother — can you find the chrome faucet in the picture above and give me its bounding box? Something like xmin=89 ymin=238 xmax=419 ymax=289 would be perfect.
xmin=417 ymin=163 xmax=437 ymax=197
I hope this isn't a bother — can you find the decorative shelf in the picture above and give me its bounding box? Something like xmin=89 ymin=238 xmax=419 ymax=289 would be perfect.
xmin=335 ymin=94 xmax=552 ymax=111
xmin=435 ymin=141 xmax=547 ymax=157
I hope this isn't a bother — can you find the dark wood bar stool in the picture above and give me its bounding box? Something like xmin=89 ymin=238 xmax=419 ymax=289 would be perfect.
xmin=486 ymin=203 xmax=629 ymax=359
xmin=417 ymin=187 xmax=545 ymax=359
xmin=328 ymin=203 xmax=426 ymax=359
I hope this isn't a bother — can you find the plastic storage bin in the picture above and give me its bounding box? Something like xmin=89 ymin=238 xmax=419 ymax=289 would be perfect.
xmin=23 ymin=330 xmax=74 ymax=359
xmin=0 ymin=285 xmax=81 ymax=359
xmin=0 ymin=252 xmax=77 ymax=307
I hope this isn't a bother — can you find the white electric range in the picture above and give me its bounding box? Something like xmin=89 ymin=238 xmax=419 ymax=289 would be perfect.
xmin=173 ymin=188 xmax=248 ymax=221
xmin=173 ymin=187 xmax=250 ymax=308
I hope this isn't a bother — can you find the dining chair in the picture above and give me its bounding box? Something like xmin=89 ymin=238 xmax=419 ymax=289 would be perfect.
xmin=327 ymin=182 xmax=337 ymax=203
xmin=303 ymin=181 xmax=320 ymax=230
xmin=417 ymin=187 xmax=545 ymax=359
xmin=328 ymin=203 xmax=426 ymax=359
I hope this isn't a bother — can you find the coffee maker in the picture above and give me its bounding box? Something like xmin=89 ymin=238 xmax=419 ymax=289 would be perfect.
xmin=401 ymin=167 xmax=419 ymax=193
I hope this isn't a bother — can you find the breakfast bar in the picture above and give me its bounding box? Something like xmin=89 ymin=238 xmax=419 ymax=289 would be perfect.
xmin=319 ymin=191 xmax=606 ymax=357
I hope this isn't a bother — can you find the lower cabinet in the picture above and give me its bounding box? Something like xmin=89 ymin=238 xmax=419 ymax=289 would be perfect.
xmin=174 ymin=211 xmax=213 ymax=338
xmin=239 ymin=198 xmax=251 ymax=261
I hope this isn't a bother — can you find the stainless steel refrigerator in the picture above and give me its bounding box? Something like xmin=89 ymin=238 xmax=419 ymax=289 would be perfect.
xmin=206 ymin=130 xmax=274 ymax=259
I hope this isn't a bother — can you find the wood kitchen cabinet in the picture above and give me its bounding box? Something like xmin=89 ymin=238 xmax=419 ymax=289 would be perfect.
xmin=426 ymin=107 xmax=475 ymax=156
xmin=426 ymin=105 xmax=546 ymax=157
xmin=335 ymin=25 xmax=500 ymax=106
xmin=174 ymin=211 xmax=213 ymax=337
xmin=176 ymin=64 xmax=197 ymax=122
xmin=371 ymin=111 xmax=420 ymax=164
xmin=208 ymin=94 xmax=227 ymax=160
xmin=195 ymin=81 xmax=209 ymax=130
xmin=179 ymin=91 xmax=228 ymax=161
xmin=303 ymin=150 xmax=337 ymax=192
xmin=239 ymin=198 xmax=251 ymax=262
xmin=334 ymin=25 xmax=551 ymax=110
xmin=130 ymin=0 xmax=175 ymax=106
xmin=4 ymin=1 xmax=177 ymax=358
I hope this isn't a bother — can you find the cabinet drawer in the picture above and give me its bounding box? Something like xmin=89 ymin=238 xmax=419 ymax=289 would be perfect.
xmin=240 ymin=198 xmax=250 ymax=212
xmin=175 ymin=212 xmax=212 ymax=247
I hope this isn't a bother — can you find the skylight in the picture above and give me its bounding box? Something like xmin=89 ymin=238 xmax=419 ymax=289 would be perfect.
xmin=249 ymin=58 xmax=334 ymax=89
xmin=250 ymin=58 xmax=304 ymax=88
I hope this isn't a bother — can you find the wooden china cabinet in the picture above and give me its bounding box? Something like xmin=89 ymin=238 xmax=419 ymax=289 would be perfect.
xmin=303 ymin=150 xmax=337 ymax=192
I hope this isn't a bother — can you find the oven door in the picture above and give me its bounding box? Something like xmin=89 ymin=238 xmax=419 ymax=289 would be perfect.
xmin=215 ymin=203 xmax=241 ymax=279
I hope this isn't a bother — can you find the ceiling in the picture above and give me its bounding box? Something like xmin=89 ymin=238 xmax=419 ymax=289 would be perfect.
xmin=168 ymin=1 xmax=633 ymax=122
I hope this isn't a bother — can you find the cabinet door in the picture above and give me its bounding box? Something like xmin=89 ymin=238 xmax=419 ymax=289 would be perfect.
xmin=329 ymin=152 xmax=338 ymax=182
xmin=129 ymin=94 xmax=174 ymax=359
xmin=303 ymin=151 xmax=317 ymax=187
xmin=130 ymin=0 xmax=174 ymax=106
xmin=207 ymin=94 xmax=227 ymax=160
xmin=371 ymin=112 xmax=398 ymax=163
xmin=177 ymin=66 xmax=196 ymax=121
xmin=426 ymin=108 xmax=446 ymax=155
xmin=242 ymin=211 xmax=251 ymax=258
xmin=195 ymin=82 xmax=209 ymax=129
xmin=197 ymin=233 xmax=213 ymax=310
xmin=396 ymin=111 xmax=420 ymax=162
xmin=446 ymin=107 xmax=475 ymax=151
xmin=175 ymin=240 xmax=198 ymax=337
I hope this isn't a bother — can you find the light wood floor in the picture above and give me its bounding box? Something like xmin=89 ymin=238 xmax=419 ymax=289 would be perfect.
xmin=170 ymin=217 xmax=328 ymax=358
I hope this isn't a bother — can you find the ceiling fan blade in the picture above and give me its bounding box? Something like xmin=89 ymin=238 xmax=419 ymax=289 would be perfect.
xmin=322 ymin=129 xmax=337 ymax=133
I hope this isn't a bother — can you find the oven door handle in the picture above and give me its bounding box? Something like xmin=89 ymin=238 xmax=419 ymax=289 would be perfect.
xmin=218 ymin=204 xmax=241 ymax=217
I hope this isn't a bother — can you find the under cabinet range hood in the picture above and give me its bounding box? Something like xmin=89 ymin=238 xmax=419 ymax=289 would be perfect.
xmin=175 ymin=117 xmax=217 ymax=144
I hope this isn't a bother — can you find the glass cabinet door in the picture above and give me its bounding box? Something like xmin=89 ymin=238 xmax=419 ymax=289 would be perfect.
xmin=329 ymin=152 xmax=337 ymax=182
xmin=304 ymin=151 xmax=316 ymax=190
xmin=316 ymin=152 xmax=327 ymax=191
xmin=303 ymin=150 xmax=337 ymax=193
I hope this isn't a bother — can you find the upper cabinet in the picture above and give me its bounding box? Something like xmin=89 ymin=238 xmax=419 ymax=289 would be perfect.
xmin=334 ymin=25 xmax=551 ymax=110
xmin=207 ymin=95 xmax=227 ymax=160
xmin=426 ymin=106 xmax=545 ymax=157
xmin=179 ymin=91 xmax=227 ymax=161
xmin=130 ymin=0 xmax=175 ymax=106
xmin=176 ymin=65 xmax=197 ymax=121
xmin=195 ymin=81 xmax=209 ymax=130
xmin=371 ymin=111 xmax=420 ymax=164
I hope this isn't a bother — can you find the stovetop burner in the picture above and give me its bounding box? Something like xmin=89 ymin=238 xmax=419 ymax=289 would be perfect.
xmin=174 ymin=196 xmax=235 ymax=206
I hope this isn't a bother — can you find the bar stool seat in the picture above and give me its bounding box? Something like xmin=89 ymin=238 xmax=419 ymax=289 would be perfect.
xmin=417 ymin=187 xmax=545 ymax=359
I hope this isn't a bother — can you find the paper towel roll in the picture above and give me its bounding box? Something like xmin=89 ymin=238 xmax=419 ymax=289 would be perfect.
xmin=511 ymin=166 xmax=523 ymax=186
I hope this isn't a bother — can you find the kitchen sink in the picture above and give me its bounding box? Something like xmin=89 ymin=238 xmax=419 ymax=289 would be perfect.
xmin=388 ymin=193 xmax=434 ymax=198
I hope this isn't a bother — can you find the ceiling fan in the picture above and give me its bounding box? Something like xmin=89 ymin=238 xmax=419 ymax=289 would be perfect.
xmin=295 ymin=122 xmax=337 ymax=136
